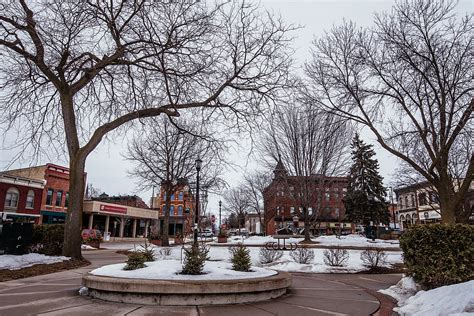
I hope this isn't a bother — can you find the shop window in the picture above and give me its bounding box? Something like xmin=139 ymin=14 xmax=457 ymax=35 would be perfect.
xmin=5 ymin=187 xmax=19 ymax=209
xmin=26 ymin=190 xmax=35 ymax=208
xmin=46 ymin=188 xmax=54 ymax=205
xmin=56 ymin=190 xmax=63 ymax=207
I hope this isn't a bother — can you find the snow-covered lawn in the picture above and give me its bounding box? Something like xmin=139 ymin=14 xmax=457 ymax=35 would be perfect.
xmin=0 ymin=253 xmax=69 ymax=270
xmin=380 ymin=277 xmax=474 ymax=316
xmin=127 ymin=244 xmax=403 ymax=274
xmin=91 ymin=260 xmax=277 ymax=280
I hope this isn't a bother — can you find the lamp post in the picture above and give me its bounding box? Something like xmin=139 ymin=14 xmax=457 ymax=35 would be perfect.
xmin=193 ymin=158 xmax=202 ymax=247
xmin=219 ymin=200 xmax=222 ymax=234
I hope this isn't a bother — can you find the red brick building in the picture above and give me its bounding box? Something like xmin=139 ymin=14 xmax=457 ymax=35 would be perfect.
xmin=150 ymin=179 xmax=195 ymax=237
xmin=0 ymin=173 xmax=45 ymax=223
xmin=2 ymin=164 xmax=84 ymax=224
xmin=263 ymin=160 xmax=353 ymax=235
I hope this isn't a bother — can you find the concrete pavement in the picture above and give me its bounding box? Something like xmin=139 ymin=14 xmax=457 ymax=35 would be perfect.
xmin=0 ymin=249 xmax=401 ymax=316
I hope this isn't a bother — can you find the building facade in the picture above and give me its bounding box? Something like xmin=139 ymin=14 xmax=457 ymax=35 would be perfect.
xmin=2 ymin=164 xmax=80 ymax=224
xmin=0 ymin=173 xmax=45 ymax=223
xmin=150 ymin=179 xmax=195 ymax=237
xmin=263 ymin=160 xmax=353 ymax=236
xmin=93 ymin=193 xmax=149 ymax=209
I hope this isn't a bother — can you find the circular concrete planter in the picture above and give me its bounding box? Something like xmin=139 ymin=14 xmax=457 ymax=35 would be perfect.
xmin=83 ymin=271 xmax=291 ymax=305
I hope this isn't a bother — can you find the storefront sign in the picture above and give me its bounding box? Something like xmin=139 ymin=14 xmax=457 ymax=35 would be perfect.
xmin=100 ymin=204 xmax=127 ymax=214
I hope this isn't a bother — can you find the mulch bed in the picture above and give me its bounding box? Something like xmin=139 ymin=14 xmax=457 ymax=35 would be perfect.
xmin=0 ymin=259 xmax=90 ymax=282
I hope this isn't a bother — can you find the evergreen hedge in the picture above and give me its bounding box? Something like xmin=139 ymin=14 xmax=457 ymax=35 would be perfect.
xmin=31 ymin=224 xmax=65 ymax=256
xmin=399 ymin=224 xmax=474 ymax=289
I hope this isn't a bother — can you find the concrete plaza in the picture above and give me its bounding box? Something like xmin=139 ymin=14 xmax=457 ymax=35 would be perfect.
xmin=0 ymin=249 xmax=401 ymax=316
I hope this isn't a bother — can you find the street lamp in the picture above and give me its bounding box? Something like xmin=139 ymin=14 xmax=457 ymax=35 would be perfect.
xmin=194 ymin=158 xmax=202 ymax=247
xmin=219 ymin=200 xmax=222 ymax=234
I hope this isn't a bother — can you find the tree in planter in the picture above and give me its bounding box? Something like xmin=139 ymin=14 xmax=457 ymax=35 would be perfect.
xmin=305 ymin=0 xmax=473 ymax=224
xmin=230 ymin=244 xmax=252 ymax=272
xmin=181 ymin=244 xmax=210 ymax=275
xmin=344 ymin=134 xmax=389 ymax=238
xmin=0 ymin=1 xmax=295 ymax=259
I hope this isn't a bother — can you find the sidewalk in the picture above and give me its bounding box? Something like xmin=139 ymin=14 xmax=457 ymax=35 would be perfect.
xmin=0 ymin=249 xmax=401 ymax=316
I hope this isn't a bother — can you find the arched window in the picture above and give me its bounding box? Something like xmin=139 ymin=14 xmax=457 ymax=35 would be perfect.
xmin=5 ymin=187 xmax=19 ymax=209
xmin=26 ymin=190 xmax=35 ymax=208
xmin=178 ymin=205 xmax=183 ymax=215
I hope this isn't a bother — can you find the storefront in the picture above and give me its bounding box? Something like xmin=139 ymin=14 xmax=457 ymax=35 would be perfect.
xmin=82 ymin=200 xmax=159 ymax=239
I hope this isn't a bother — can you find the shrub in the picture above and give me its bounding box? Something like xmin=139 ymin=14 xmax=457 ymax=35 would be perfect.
xmin=181 ymin=244 xmax=209 ymax=275
xmin=400 ymin=224 xmax=474 ymax=289
xmin=360 ymin=246 xmax=387 ymax=268
xmin=124 ymin=252 xmax=147 ymax=270
xmin=137 ymin=241 xmax=155 ymax=262
xmin=31 ymin=224 xmax=64 ymax=256
xmin=259 ymin=248 xmax=283 ymax=264
xmin=159 ymin=247 xmax=172 ymax=257
xmin=290 ymin=247 xmax=315 ymax=264
xmin=230 ymin=244 xmax=252 ymax=272
xmin=323 ymin=248 xmax=349 ymax=267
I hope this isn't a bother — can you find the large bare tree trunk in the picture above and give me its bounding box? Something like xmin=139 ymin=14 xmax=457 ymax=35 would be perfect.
xmin=161 ymin=186 xmax=172 ymax=247
xmin=63 ymin=155 xmax=86 ymax=259
xmin=303 ymin=208 xmax=311 ymax=242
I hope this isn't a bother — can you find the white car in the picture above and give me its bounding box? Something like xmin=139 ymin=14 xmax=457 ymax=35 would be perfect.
xmin=199 ymin=229 xmax=213 ymax=238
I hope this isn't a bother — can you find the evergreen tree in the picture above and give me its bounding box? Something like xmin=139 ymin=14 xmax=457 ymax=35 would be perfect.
xmin=344 ymin=134 xmax=389 ymax=233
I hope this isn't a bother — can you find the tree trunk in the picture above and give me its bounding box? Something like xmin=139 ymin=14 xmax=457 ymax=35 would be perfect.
xmin=303 ymin=208 xmax=311 ymax=242
xmin=162 ymin=185 xmax=172 ymax=247
xmin=437 ymin=173 xmax=457 ymax=224
xmin=62 ymin=155 xmax=86 ymax=259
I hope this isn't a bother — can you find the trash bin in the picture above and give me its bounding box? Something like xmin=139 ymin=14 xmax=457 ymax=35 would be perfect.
xmin=104 ymin=232 xmax=111 ymax=241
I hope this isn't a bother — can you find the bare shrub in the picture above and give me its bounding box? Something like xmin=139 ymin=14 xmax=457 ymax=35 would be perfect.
xmin=360 ymin=247 xmax=387 ymax=268
xmin=159 ymin=247 xmax=172 ymax=257
xmin=323 ymin=248 xmax=349 ymax=267
xmin=290 ymin=247 xmax=315 ymax=264
xmin=136 ymin=241 xmax=156 ymax=262
xmin=259 ymin=248 xmax=283 ymax=264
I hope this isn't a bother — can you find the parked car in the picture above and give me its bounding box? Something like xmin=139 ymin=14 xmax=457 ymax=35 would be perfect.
xmin=199 ymin=229 xmax=213 ymax=238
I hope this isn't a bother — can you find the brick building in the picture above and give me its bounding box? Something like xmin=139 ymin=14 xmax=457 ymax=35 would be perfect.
xmin=93 ymin=193 xmax=149 ymax=209
xmin=2 ymin=164 xmax=80 ymax=224
xmin=0 ymin=173 xmax=45 ymax=223
xmin=263 ymin=160 xmax=352 ymax=235
xmin=150 ymin=179 xmax=195 ymax=237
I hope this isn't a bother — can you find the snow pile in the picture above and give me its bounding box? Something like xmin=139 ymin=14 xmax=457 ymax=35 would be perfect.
xmin=316 ymin=234 xmax=400 ymax=248
xmin=81 ymin=244 xmax=97 ymax=250
xmin=379 ymin=276 xmax=419 ymax=304
xmin=78 ymin=287 xmax=89 ymax=296
xmin=90 ymin=259 xmax=277 ymax=280
xmin=394 ymin=280 xmax=474 ymax=316
xmin=0 ymin=253 xmax=69 ymax=270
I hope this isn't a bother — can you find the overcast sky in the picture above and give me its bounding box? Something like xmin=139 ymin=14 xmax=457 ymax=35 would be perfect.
xmin=1 ymin=0 xmax=472 ymax=216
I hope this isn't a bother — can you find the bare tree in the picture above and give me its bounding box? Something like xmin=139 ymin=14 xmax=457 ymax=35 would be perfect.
xmin=0 ymin=1 xmax=295 ymax=258
xmin=260 ymin=101 xmax=352 ymax=242
xmin=224 ymin=186 xmax=251 ymax=233
xmin=243 ymin=170 xmax=271 ymax=235
xmin=305 ymin=0 xmax=473 ymax=224
xmin=125 ymin=117 xmax=225 ymax=246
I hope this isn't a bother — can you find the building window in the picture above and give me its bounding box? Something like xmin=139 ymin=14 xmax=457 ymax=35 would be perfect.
xmin=325 ymin=192 xmax=330 ymax=201
xmin=404 ymin=196 xmax=408 ymax=209
xmin=56 ymin=191 xmax=63 ymax=207
xmin=5 ymin=187 xmax=19 ymax=209
xmin=26 ymin=190 xmax=35 ymax=208
xmin=170 ymin=194 xmax=175 ymax=200
xmin=411 ymin=194 xmax=415 ymax=207
xmin=178 ymin=192 xmax=183 ymax=200
xmin=419 ymin=193 xmax=427 ymax=206
xmin=46 ymin=189 xmax=54 ymax=205
xmin=65 ymin=192 xmax=69 ymax=208
xmin=170 ymin=205 xmax=174 ymax=215
xmin=178 ymin=205 xmax=183 ymax=215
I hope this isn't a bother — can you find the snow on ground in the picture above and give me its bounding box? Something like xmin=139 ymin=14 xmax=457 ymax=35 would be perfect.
xmin=126 ymin=244 xmax=403 ymax=274
xmin=315 ymin=234 xmax=400 ymax=248
xmin=90 ymin=260 xmax=277 ymax=280
xmin=381 ymin=278 xmax=474 ymax=316
xmin=0 ymin=253 xmax=69 ymax=270
xmin=81 ymin=245 xmax=97 ymax=250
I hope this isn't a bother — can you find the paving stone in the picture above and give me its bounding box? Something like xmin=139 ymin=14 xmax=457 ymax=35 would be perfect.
xmin=127 ymin=306 xmax=199 ymax=316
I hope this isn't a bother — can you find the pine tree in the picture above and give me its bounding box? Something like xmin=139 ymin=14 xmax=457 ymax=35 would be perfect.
xmin=344 ymin=134 xmax=389 ymax=233
xmin=230 ymin=244 xmax=252 ymax=272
